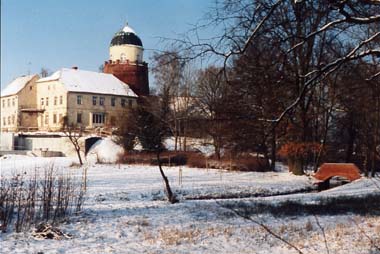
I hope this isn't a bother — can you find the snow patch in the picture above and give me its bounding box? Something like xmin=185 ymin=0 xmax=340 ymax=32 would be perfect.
xmin=86 ymin=138 xmax=124 ymax=164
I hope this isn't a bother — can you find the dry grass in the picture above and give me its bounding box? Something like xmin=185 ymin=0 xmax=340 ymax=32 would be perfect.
xmin=142 ymin=225 xmax=238 ymax=246
xmin=0 ymin=165 xmax=85 ymax=233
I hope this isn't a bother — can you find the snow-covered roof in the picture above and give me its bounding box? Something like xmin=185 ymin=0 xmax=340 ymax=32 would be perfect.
xmin=122 ymin=23 xmax=136 ymax=34
xmin=37 ymin=68 xmax=137 ymax=97
xmin=1 ymin=74 xmax=38 ymax=97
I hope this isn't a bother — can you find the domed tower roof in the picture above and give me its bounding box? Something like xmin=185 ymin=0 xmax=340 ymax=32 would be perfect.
xmin=110 ymin=22 xmax=143 ymax=47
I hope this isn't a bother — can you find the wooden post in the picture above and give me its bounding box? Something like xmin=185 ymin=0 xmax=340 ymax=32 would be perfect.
xmin=178 ymin=167 xmax=183 ymax=186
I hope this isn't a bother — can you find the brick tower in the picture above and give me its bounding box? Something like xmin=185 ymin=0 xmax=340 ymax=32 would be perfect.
xmin=104 ymin=22 xmax=149 ymax=96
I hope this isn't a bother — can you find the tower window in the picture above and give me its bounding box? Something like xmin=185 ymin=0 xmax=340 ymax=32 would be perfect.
xmin=120 ymin=53 xmax=127 ymax=62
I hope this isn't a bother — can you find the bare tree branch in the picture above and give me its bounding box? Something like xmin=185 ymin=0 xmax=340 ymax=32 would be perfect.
xmin=271 ymin=32 xmax=380 ymax=124
xmin=314 ymin=214 xmax=330 ymax=254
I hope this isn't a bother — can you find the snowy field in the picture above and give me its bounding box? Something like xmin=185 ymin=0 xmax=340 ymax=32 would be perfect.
xmin=1 ymin=155 xmax=380 ymax=254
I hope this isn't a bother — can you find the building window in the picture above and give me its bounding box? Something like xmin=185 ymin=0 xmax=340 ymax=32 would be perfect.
xmin=45 ymin=114 xmax=49 ymax=125
xmin=46 ymin=97 xmax=49 ymax=106
xmin=111 ymin=97 xmax=116 ymax=107
xmin=41 ymin=98 xmax=44 ymax=106
xmin=59 ymin=114 xmax=62 ymax=123
xmin=12 ymin=98 xmax=15 ymax=107
xmin=11 ymin=115 xmax=15 ymax=124
xmin=92 ymin=96 xmax=97 ymax=105
xmin=3 ymin=117 xmax=6 ymax=126
xmin=30 ymin=86 xmax=33 ymax=90
xmin=77 ymin=95 xmax=82 ymax=105
xmin=54 ymin=96 xmax=57 ymax=105
xmin=99 ymin=97 xmax=105 ymax=106
xmin=53 ymin=114 xmax=57 ymax=124
xmin=128 ymin=99 xmax=133 ymax=108
xmin=60 ymin=96 xmax=63 ymax=105
xmin=8 ymin=116 xmax=11 ymax=125
xmin=7 ymin=99 xmax=10 ymax=107
xmin=92 ymin=113 xmax=105 ymax=124
xmin=121 ymin=98 xmax=126 ymax=107
xmin=2 ymin=100 xmax=5 ymax=108
xmin=77 ymin=113 xmax=82 ymax=124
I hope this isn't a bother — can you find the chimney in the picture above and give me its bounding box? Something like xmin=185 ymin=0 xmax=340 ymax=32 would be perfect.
xmin=72 ymin=66 xmax=78 ymax=70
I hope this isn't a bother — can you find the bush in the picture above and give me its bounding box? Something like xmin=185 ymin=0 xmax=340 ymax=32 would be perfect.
xmin=124 ymin=151 xmax=198 ymax=166
xmin=187 ymin=153 xmax=207 ymax=168
xmin=0 ymin=165 xmax=85 ymax=233
xmin=122 ymin=151 xmax=270 ymax=172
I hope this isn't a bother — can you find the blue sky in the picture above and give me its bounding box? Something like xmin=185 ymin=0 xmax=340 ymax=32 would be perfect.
xmin=1 ymin=0 xmax=214 ymax=88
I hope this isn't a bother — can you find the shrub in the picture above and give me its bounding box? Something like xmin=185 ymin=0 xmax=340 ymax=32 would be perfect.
xmin=124 ymin=151 xmax=200 ymax=167
xmin=0 ymin=165 xmax=85 ymax=233
xmin=122 ymin=151 xmax=270 ymax=172
xmin=187 ymin=153 xmax=207 ymax=168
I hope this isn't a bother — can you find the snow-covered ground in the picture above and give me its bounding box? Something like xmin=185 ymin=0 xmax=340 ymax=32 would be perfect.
xmin=1 ymin=155 xmax=379 ymax=254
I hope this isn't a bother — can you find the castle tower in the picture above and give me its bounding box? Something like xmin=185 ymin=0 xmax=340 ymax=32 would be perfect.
xmin=104 ymin=22 xmax=149 ymax=96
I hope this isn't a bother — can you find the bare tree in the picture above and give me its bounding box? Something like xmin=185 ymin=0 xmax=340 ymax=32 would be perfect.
xmin=40 ymin=68 xmax=50 ymax=78
xmin=135 ymin=100 xmax=178 ymax=204
xmin=61 ymin=116 xmax=84 ymax=165
xmin=195 ymin=66 xmax=230 ymax=159
xmin=172 ymin=0 xmax=379 ymax=122
xmin=152 ymin=50 xmax=185 ymax=151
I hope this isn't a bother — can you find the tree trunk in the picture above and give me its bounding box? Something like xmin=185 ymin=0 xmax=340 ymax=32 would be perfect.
xmin=270 ymin=127 xmax=276 ymax=171
xmin=174 ymin=129 xmax=178 ymax=152
xmin=76 ymin=146 xmax=83 ymax=165
xmin=183 ymin=122 xmax=187 ymax=152
xmin=289 ymin=157 xmax=304 ymax=175
xmin=213 ymin=136 xmax=221 ymax=160
xmin=345 ymin=114 xmax=356 ymax=163
xmin=156 ymin=152 xmax=177 ymax=204
xmin=314 ymin=107 xmax=331 ymax=172
xmin=372 ymin=96 xmax=379 ymax=177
